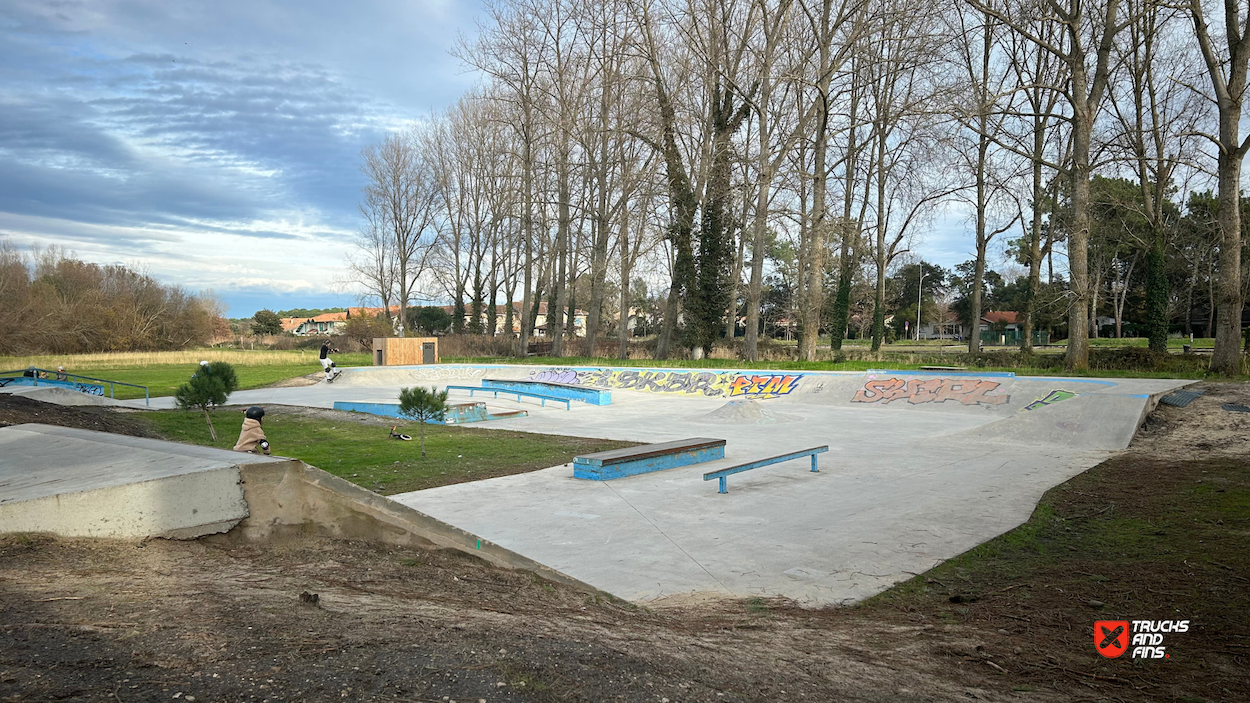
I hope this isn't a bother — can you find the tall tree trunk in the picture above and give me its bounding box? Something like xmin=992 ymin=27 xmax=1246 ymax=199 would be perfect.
xmin=619 ymin=206 xmax=632 ymax=360
xmin=725 ymin=233 xmax=745 ymax=340
xmin=870 ymin=126 xmax=887 ymax=352
xmin=1022 ymin=150 xmax=1044 ymax=353
xmin=829 ymin=72 xmax=861 ymax=352
xmin=1066 ymin=99 xmax=1094 ymax=370
xmin=1212 ymin=122 xmax=1245 ymax=372
xmin=518 ymin=119 xmax=535 ymax=356
xmin=800 ymin=0 xmax=834 ymax=362
xmin=551 ymin=147 xmax=571 ymax=357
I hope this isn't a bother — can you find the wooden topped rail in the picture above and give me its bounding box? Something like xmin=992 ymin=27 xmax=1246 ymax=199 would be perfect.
xmin=574 ymin=437 xmax=726 ymax=480
xmin=703 ymin=445 xmax=830 ymax=494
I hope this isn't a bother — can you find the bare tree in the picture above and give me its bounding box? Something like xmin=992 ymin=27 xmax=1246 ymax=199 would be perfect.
xmin=1187 ymin=0 xmax=1250 ymax=374
xmin=359 ymin=130 xmax=439 ymax=337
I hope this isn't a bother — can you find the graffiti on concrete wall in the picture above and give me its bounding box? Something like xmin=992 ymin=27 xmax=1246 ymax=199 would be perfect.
xmin=852 ymin=377 xmax=1010 ymax=406
xmin=727 ymin=374 xmax=801 ymax=397
xmin=72 ymin=383 xmax=105 ymax=396
xmin=526 ymin=368 xmax=803 ymax=398
xmin=1024 ymin=389 xmax=1076 ymax=411
xmin=406 ymin=366 xmax=486 ymax=381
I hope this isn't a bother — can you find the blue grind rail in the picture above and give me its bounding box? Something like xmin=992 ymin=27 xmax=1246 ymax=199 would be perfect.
xmin=574 ymin=438 xmax=726 ymax=481
xmin=0 ymin=367 xmax=150 ymax=406
xmin=704 ymin=446 xmax=830 ymax=494
xmin=481 ymin=378 xmax=612 ymax=405
xmin=444 ymin=385 xmax=571 ymax=410
xmin=332 ymin=400 xmax=527 ymax=424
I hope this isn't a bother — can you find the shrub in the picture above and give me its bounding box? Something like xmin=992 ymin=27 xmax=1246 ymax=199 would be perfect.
xmin=397 ymin=385 xmax=449 ymax=458
xmin=174 ymin=361 xmax=238 ymax=441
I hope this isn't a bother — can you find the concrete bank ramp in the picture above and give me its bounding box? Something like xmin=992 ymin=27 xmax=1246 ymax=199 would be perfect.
xmin=0 ymin=385 xmax=139 ymax=407
xmin=0 ymin=424 xmax=270 ymax=538
xmin=0 ymin=423 xmax=596 ymax=594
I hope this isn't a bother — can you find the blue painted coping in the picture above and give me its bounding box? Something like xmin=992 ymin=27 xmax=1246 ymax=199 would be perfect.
xmin=482 ymin=378 xmax=612 ymax=405
xmin=331 ymin=400 xmax=526 ymax=425
xmin=0 ymin=376 xmax=106 ymax=395
xmin=574 ymin=438 xmax=726 ymax=480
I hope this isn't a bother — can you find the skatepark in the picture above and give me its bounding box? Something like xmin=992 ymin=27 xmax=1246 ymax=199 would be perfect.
xmin=0 ymin=363 xmax=1190 ymax=607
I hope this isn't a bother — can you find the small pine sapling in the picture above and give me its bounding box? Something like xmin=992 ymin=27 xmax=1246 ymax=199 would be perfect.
xmin=397 ymin=385 xmax=448 ymax=458
xmin=174 ymin=361 xmax=239 ymax=441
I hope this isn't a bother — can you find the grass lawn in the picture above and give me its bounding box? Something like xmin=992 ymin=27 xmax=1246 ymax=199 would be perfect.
xmin=1 ymin=350 xmax=371 ymax=400
xmin=136 ymin=408 xmax=634 ymax=494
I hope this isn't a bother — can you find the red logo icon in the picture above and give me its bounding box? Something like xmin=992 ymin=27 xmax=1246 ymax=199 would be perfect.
xmin=1095 ymin=620 xmax=1129 ymax=658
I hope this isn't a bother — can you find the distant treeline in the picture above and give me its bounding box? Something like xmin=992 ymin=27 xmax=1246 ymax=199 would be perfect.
xmin=0 ymin=240 xmax=227 ymax=355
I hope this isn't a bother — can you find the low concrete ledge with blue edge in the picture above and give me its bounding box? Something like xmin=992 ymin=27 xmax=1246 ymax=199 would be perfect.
xmin=445 ymin=385 xmax=571 ymax=410
xmin=574 ymin=437 xmax=726 ymax=480
xmin=331 ymin=400 xmax=527 ymax=424
xmin=704 ymin=445 xmax=830 ymax=494
xmin=481 ymin=378 xmax=612 ymax=405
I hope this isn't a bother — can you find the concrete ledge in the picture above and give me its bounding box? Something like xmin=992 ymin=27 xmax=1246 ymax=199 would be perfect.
xmin=574 ymin=438 xmax=726 ymax=480
xmin=332 ymin=400 xmax=526 ymax=424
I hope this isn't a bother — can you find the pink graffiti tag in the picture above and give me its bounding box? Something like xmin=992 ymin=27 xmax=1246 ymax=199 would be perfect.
xmin=852 ymin=378 xmax=1009 ymax=406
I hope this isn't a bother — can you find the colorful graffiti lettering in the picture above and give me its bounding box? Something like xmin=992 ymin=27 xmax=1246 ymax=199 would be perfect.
xmin=527 ymin=368 xmax=802 ymax=398
xmin=728 ymin=374 xmax=801 ymax=397
xmin=1024 ymin=389 xmax=1076 ymax=411
xmin=852 ymin=378 xmax=1010 ymax=406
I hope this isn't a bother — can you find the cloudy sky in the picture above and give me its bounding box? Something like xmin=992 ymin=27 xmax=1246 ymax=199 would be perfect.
xmin=0 ymin=0 xmax=480 ymax=316
xmin=1 ymin=0 xmax=993 ymax=317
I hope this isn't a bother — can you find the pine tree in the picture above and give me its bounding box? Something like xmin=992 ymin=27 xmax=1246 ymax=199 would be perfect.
xmin=397 ymin=386 xmax=448 ymax=458
xmin=174 ymin=361 xmax=238 ymax=441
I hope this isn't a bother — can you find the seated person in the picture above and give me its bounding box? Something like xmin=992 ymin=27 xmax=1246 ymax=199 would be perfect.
xmin=233 ymin=406 xmax=271 ymax=455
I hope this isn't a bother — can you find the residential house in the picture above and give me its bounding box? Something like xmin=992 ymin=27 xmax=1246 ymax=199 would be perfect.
xmin=280 ymin=312 xmax=348 ymax=336
xmin=460 ymin=302 xmax=587 ymax=337
xmin=918 ymin=310 xmax=1048 ymax=345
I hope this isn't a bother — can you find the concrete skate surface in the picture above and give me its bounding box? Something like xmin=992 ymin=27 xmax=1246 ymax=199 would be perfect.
xmin=152 ymin=364 xmax=1190 ymax=605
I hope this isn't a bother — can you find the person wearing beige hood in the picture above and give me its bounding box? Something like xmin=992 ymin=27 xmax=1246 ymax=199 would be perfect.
xmin=233 ymin=406 xmax=271 ymax=455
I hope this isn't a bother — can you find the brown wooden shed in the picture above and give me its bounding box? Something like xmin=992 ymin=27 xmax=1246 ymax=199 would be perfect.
xmin=372 ymin=337 xmax=439 ymax=366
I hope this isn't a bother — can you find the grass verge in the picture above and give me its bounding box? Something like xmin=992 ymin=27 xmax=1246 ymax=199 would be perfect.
xmin=857 ymin=452 xmax=1250 ymax=700
xmin=136 ymin=408 xmax=634 ymax=494
xmin=1 ymin=350 xmax=371 ymax=400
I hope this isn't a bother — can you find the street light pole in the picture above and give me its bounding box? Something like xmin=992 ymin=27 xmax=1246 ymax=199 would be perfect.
xmin=916 ymin=269 xmax=927 ymax=341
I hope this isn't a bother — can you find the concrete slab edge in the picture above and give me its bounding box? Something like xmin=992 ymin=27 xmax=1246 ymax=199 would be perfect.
xmin=229 ymin=459 xmax=607 ymax=597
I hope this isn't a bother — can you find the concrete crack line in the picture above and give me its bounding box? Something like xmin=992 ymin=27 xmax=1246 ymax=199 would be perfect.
xmin=601 ymin=482 xmax=731 ymax=594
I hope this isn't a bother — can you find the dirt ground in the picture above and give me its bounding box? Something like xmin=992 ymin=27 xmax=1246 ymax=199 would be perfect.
xmin=0 ymin=394 xmax=158 ymax=437
xmin=2 ymin=384 xmax=1248 ymax=702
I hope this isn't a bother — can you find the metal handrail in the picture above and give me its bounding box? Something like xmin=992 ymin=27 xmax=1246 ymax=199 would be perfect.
xmin=703 ymin=445 xmax=830 ymax=494
xmin=0 ymin=367 xmax=150 ymax=406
